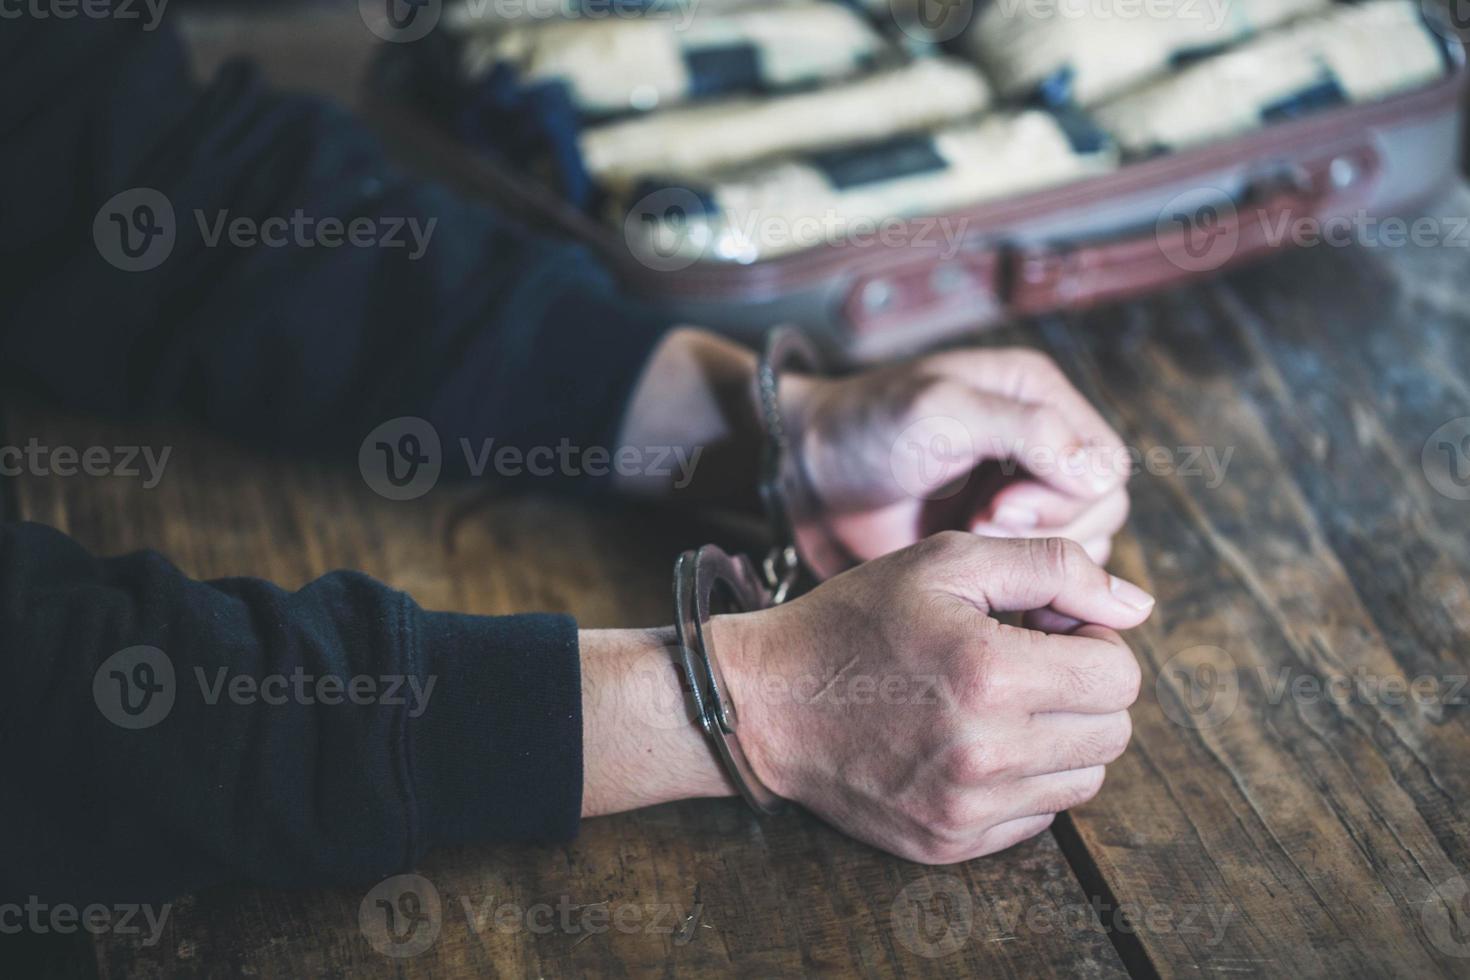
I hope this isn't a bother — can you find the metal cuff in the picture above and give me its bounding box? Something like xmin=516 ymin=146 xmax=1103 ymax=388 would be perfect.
xmin=755 ymin=327 xmax=857 ymax=599
xmin=672 ymin=544 xmax=784 ymax=815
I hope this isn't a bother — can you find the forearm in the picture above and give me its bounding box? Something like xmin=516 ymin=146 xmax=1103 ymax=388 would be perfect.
xmin=613 ymin=327 xmax=818 ymax=508
xmin=2 ymin=522 xmax=583 ymax=904
xmin=579 ymin=626 xmax=735 ymax=817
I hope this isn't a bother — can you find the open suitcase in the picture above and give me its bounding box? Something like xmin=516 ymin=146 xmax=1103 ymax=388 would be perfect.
xmin=365 ymin=0 xmax=1467 ymax=363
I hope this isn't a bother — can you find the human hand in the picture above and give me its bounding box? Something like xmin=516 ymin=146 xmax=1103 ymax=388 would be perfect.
xmin=713 ymin=531 xmax=1152 ymax=864
xmin=783 ymin=347 xmax=1130 ymax=566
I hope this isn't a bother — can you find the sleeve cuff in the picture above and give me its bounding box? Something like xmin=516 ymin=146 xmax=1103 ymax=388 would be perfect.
xmin=408 ymin=607 xmax=583 ymax=848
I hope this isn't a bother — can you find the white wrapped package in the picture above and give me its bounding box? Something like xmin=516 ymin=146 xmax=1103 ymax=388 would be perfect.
xmin=579 ymin=57 xmax=992 ymax=193
xmin=964 ymin=0 xmax=1330 ymax=106
xmin=626 ymin=110 xmax=1118 ymax=263
xmin=445 ymin=0 xmax=761 ymax=33
xmin=460 ymin=1 xmax=889 ymax=116
xmin=1093 ymin=0 xmax=1447 ymax=155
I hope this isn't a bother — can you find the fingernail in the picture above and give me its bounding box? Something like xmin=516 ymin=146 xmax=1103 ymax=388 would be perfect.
xmin=992 ymin=504 xmax=1039 ymax=529
xmin=1109 ymin=575 xmax=1155 ymax=610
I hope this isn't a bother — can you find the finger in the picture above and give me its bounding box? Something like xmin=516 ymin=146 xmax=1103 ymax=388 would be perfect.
xmin=962 ymin=536 xmax=1154 ymax=628
xmin=1017 ymin=711 xmax=1133 ymax=776
xmin=974 ymin=484 xmax=1129 ymax=539
xmin=949 ymin=390 xmax=1122 ymax=501
xmin=974 ymin=813 xmax=1056 ymax=857
xmin=1001 ymin=765 xmax=1107 ymax=822
xmin=1021 ymin=607 xmax=1085 ymax=634
xmin=905 ymin=378 xmax=1118 ymax=503
xmin=1081 ymin=537 xmax=1112 ymax=566
xmin=925 ymin=348 xmax=1125 ymax=462
xmin=997 ymin=628 xmax=1143 ymax=714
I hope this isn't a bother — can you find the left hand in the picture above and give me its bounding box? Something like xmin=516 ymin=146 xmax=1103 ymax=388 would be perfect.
xmin=781 ymin=346 xmax=1130 ymax=565
xmin=617 ymin=330 xmax=1130 ymax=565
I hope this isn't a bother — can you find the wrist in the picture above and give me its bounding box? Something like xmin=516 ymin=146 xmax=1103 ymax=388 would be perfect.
xmin=708 ymin=608 xmax=796 ymax=802
xmin=579 ymin=627 xmax=735 ymax=818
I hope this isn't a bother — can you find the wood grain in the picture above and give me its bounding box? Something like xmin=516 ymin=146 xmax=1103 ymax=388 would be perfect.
xmin=1025 ymin=191 xmax=1470 ymax=978
xmin=0 ymin=404 xmax=1125 ymax=980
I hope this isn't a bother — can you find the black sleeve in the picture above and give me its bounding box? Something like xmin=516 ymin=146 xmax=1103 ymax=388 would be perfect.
xmin=0 ymin=521 xmax=583 ymax=906
xmin=0 ymin=7 xmax=669 ymax=478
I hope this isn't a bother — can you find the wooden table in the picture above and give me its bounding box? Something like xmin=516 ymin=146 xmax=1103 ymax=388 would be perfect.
xmin=8 ymin=9 xmax=1470 ymax=979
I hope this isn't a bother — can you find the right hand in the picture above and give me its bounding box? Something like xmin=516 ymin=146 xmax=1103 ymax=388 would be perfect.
xmin=714 ymin=531 xmax=1154 ymax=865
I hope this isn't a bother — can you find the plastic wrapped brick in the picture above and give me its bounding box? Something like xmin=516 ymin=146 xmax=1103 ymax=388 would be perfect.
xmin=459 ymin=1 xmax=890 ymax=116
xmin=1093 ymin=0 xmax=1449 ymax=155
xmin=623 ymin=109 xmax=1118 ymax=263
xmin=964 ymin=0 xmax=1329 ymax=106
xmin=579 ymin=57 xmax=992 ymax=193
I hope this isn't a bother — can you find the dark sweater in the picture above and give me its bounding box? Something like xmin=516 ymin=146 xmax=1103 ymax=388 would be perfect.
xmin=0 ymin=7 xmax=670 ymax=904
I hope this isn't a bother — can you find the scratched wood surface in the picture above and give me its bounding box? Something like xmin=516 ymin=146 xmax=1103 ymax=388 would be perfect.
xmin=8 ymin=194 xmax=1470 ymax=978
xmin=0 ymin=402 xmax=1126 ymax=980
xmin=5 ymin=5 xmax=1470 ymax=979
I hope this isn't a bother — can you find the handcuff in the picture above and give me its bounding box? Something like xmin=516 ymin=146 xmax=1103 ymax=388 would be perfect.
xmin=669 ymin=328 xmax=857 ymax=815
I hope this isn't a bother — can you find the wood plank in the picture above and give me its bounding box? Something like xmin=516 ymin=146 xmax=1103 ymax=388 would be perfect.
xmin=0 ymin=404 xmax=1126 ymax=979
xmin=1025 ymin=191 xmax=1470 ymax=978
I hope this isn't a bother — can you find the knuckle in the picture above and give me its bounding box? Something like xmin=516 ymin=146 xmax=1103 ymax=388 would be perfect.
xmin=1102 ymin=647 xmax=1143 ymax=707
xmin=943 ymin=741 xmax=1011 ymax=784
xmin=924 ymin=788 xmax=975 ymax=839
xmin=1084 ymin=714 xmax=1132 ymax=766
xmin=1002 ymin=347 xmax=1060 ymax=380
xmin=965 ymin=655 xmax=1019 ymax=712
xmin=1031 ymin=535 xmax=1087 ymax=580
